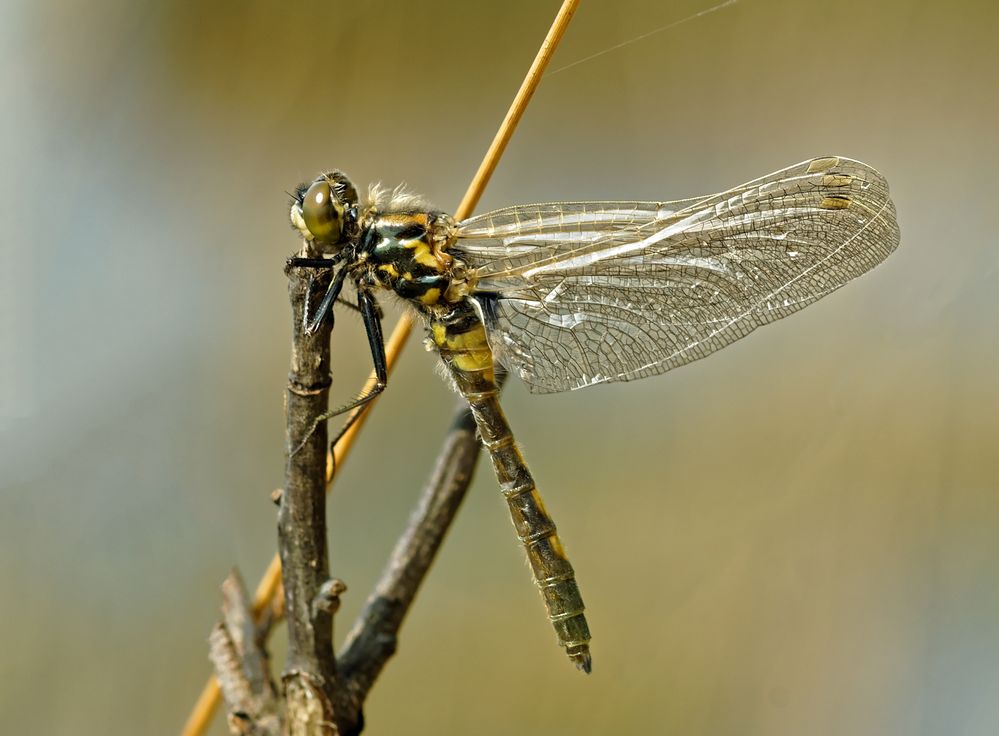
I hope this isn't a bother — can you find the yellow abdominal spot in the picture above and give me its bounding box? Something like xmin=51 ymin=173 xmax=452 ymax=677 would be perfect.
xmin=547 ymin=534 xmax=568 ymax=560
xmin=431 ymin=323 xmax=494 ymax=374
xmin=443 ymin=325 xmax=490 ymax=352
xmin=528 ymin=488 xmax=550 ymax=517
xmin=451 ymin=350 xmax=494 ymax=374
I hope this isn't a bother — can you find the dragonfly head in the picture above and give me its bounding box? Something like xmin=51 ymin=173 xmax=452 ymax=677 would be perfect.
xmin=290 ymin=170 xmax=359 ymax=254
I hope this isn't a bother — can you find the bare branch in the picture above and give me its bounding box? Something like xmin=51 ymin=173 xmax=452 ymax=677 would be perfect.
xmin=278 ymin=262 xmax=341 ymax=733
xmin=208 ymin=570 xmax=281 ymax=736
xmin=338 ymin=399 xmax=484 ymax=709
xmin=222 ymin=571 xmax=275 ymax=698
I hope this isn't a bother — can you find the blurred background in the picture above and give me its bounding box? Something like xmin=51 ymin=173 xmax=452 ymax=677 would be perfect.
xmin=2 ymin=0 xmax=998 ymax=733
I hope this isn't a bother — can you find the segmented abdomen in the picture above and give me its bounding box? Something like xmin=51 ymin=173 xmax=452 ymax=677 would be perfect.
xmin=430 ymin=303 xmax=592 ymax=671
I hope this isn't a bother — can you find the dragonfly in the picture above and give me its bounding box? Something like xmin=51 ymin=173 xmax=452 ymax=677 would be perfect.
xmin=287 ymin=155 xmax=901 ymax=673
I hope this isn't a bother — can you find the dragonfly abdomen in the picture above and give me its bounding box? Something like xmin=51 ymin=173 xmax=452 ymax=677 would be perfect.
xmin=430 ymin=306 xmax=592 ymax=672
xmin=491 ymin=437 xmax=592 ymax=672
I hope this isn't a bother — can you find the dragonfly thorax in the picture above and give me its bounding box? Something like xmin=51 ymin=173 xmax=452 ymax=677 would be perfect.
xmin=356 ymin=210 xmax=459 ymax=308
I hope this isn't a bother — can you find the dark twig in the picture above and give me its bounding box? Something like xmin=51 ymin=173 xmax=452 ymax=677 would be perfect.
xmin=208 ymin=570 xmax=281 ymax=735
xmin=338 ymin=397 xmax=488 ymax=715
xmin=278 ymin=260 xmax=343 ymax=733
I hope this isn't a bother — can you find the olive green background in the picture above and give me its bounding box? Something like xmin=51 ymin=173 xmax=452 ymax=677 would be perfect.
xmin=2 ymin=1 xmax=998 ymax=733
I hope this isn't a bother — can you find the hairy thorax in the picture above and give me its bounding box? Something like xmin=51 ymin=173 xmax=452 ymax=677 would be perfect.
xmin=354 ymin=207 xmax=473 ymax=312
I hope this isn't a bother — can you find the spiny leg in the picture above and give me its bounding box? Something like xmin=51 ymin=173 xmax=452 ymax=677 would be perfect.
xmin=334 ymin=286 xmax=387 ymax=409
xmin=322 ymin=287 xmax=389 ymax=453
xmin=288 ymin=276 xmax=388 ymax=457
xmin=304 ymin=279 xmax=381 ymax=329
xmin=288 ymin=254 xmax=345 ymax=332
xmin=305 ymin=266 xmax=349 ymax=334
xmin=287 ymin=256 xmax=341 ymax=269
xmin=334 ymin=293 xmax=383 ymax=320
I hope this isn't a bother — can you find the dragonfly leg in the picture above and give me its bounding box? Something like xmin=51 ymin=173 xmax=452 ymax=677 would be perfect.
xmin=289 ymin=287 xmax=387 ymax=458
xmin=286 ymin=256 xmax=341 ymax=269
xmin=334 ymin=293 xmax=383 ymax=320
xmin=288 ymin=254 xmax=350 ymax=333
xmin=326 ymin=288 xmax=387 ymax=450
xmin=304 ymin=267 xmax=348 ymax=335
xmin=288 ymin=256 xmax=380 ymax=320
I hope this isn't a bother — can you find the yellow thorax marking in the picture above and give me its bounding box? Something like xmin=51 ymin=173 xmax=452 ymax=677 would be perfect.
xmin=418 ymin=288 xmax=442 ymax=305
xmin=406 ymin=239 xmax=444 ymax=270
xmin=383 ymin=212 xmax=454 ymax=272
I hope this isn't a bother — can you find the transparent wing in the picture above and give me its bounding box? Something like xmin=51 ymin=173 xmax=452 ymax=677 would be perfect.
xmin=450 ymin=156 xmax=900 ymax=394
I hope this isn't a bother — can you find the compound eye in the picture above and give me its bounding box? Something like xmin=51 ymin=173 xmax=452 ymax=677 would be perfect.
xmin=302 ymin=179 xmax=343 ymax=245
